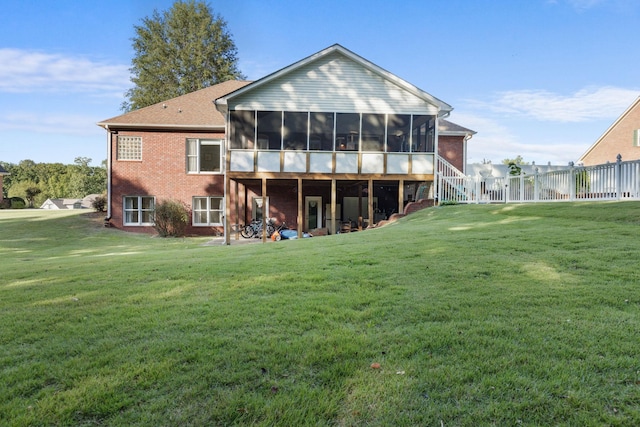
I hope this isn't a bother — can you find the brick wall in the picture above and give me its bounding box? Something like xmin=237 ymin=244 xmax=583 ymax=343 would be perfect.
xmin=581 ymin=102 xmax=640 ymax=165
xmin=108 ymin=130 xmax=226 ymax=235
xmin=438 ymin=135 xmax=465 ymax=171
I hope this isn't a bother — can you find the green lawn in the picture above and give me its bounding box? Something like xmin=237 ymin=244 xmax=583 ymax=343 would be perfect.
xmin=1 ymin=204 xmax=639 ymax=426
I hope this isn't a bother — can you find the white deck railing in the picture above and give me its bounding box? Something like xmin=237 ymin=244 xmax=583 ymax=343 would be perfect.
xmin=437 ymin=155 xmax=640 ymax=204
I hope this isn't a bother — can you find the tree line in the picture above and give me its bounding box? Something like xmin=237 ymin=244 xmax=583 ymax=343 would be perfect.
xmin=2 ymin=0 xmax=242 ymax=209
xmin=1 ymin=158 xmax=106 ymax=208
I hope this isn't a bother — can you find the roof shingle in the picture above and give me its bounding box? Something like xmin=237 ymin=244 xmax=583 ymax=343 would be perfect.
xmin=98 ymin=80 xmax=251 ymax=130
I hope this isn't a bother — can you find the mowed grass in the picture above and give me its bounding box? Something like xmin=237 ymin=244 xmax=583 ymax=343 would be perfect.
xmin=1 ymin=203 xmax=639 ymax=426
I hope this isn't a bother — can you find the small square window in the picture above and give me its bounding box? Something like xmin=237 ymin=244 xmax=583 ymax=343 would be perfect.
xmin=117 ymin=136 xmax=142 ymax=160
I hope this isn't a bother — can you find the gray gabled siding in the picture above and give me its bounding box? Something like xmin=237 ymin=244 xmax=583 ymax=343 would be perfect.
xmin=229 ymin=52 xmax=440 ymax=115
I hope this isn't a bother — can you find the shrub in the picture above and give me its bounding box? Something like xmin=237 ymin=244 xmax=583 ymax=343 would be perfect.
xmin=10 ymin=197 xmax=26 ymax=209
xmin=153 ymin=200 xmax=189 ymax=237
xmin=92 ymin=195 xmax=107 ymax=212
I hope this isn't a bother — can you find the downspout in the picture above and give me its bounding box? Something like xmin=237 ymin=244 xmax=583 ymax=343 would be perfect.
xmin=105 ymin=125 xmax=112 ymax=223
xmin=463 ymin=134 xmax=472 ymax=175
xmin=223 ymin=111 xmax=230 ymax=245
xmin=434 ymin=113 xmax=442 ymax=205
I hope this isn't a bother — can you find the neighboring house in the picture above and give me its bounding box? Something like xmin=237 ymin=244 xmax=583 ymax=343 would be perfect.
xmin=40 ymin=195 xmax=100 ymax=210
xmin=0 ymin=164 xmax=8 ymax=202
xmin=81 ymin=194 xmax=101 ymax=209
xmin=579 ymin=96 xmax=640 ymax=165
xmin=98 ymin=44 xmax=475 ymax=240
xmin=41 ymin=199 xmax=83 ymax=210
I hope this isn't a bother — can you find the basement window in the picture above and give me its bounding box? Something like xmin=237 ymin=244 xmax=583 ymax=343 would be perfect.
xmin=123 ymin=196 xmax=154 ymax=226
xmin=193 ymin=196 xmax=224 ymax=226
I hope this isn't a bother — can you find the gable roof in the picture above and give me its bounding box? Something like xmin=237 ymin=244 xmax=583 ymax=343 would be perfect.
xmin=97 ymin=80 xmax=251 ymax=131
xmin=0 ymin=164 xmax=8 ymax=175
xmin=215 ymin=44 xmax=453 ymax=116
xmin=579 ymin=95 xmax=640 ymax=163
xmin=439 ymin=119 xmax=476 ymax=138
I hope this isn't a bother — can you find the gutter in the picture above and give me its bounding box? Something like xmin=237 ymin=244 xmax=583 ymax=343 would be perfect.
xmin=97 ymin=122 xmax=226 ymax=131
xmin=105 ymin=124 xmax=112 ymax=223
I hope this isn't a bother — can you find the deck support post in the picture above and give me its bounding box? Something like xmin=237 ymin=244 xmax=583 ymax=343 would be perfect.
xmin=297 ymin=178 xmax=303 ymax=238
xmin=398 ymin=179 xmax=404 ymax=216
xmin=368 ymin=179 xmax=374 ymax=228
xmin=262 ymin=178 xmax=267 ymax=242
xmin=331 ymin=179 xmax=337 ymax=235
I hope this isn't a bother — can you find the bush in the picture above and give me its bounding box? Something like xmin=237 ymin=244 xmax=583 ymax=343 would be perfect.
xmin=10 ymin=197 xmax=26 ymax=209
xmin=92 ymin=195 xmax=107 ymax=212
xmin=153 ymin=200 xmax=189 ymax=237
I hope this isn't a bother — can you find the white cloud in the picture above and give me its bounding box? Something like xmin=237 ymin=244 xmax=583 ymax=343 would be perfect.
xmin=0 ymin=48 xmax=130 ymax=95
xmin=0 ymin=111 xmax=101 ymax=136
xmin=448 ymin=113 xmax=566 ymax=165
xmin=470 ymin=86 xmax=638 ymax=123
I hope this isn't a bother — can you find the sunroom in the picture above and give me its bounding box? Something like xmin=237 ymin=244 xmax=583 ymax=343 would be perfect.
xmin=215 ymin=44 xmax=453 ymax=243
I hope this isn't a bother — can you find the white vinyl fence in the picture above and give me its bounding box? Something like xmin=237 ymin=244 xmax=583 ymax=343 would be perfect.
xmin=437 ymin=155 xmax=640 ymax=204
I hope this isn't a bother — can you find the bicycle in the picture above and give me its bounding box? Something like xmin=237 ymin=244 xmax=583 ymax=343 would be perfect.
xmin=240 ymin=218 xmax=276 ymax=239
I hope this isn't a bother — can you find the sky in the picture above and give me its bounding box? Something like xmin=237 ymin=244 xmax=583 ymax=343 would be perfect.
xmin=1 ymin=0 xmax=639 ymax=167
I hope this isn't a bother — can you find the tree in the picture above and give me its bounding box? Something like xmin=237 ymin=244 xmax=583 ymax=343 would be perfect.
xmin=501 ymin=155 xmax=529 ymax=166
xmin=1 ymin=159 xmax=106 ymax=207
xmin=25 ymin=186 xmax=42 ymax=208
xmin=122 ymin=0 xmax=244 ymax=111
xmin=502 ymin=156 xmax=530 ymax=176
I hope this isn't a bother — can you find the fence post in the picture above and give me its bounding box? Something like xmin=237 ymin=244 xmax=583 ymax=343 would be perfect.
xmin=569 ymin=162 xmax=575 ymax=201
xmin=616 ymin=154 xmax=622 ymax=200
xmin=518 ymin=174 xmax=523 ymax=203
xmin=505 ymin=176 xmax=510 ymax=203
xmin=475 ymin=176 xmax=481 ymax=204
xmin=534 ymin=168 xmax=539 ymax=202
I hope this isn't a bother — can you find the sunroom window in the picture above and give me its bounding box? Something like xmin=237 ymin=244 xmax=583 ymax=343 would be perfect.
xmin=362 ymin=114 xmax=385 ymax=152
xmin=229 ymin=110 xmax=255 ymax=149
xmin=284 ymin=112 xmax=308 ymax=150
xmin=193 ymin=196 xmax=223 ymax=226
xmin=187 ymin=139 xmax=222 ymax=173
xmin=309 ymin=112 xmax=334 ymax=151
xmin=412 ymin=115 xmax=434 ymax=152
xmin=387 ymin=114 xmax=411 ymax=152
xmin=257 ymin=111 xmax=282 ymax=150
xmin=336 ymin=113 xmax=360 ymax=151
xmin=123 ymin=196 xmax=154 ymax=226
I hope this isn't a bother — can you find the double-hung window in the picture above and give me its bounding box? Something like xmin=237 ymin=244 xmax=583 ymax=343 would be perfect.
xmin=192 ymin=196 xmax=224 ymax=226
xmin=123 ymin=196 xmax=155 ymax=226
xmin=187 ymin=139 xmax=223 ymax=173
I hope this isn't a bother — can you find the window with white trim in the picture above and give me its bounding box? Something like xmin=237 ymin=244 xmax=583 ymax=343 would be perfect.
xmin=192 ymin=196 xmax=224 ymax=226
xmin=117 ymin=136 xmax=142 ymax=160
xmin=634 ymin=129 xmax=640 ymax=147
xmin=187 ymin=139 xmax=223 ymax=173
xmin=123 ymin=196 xmax=155 ymax=226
